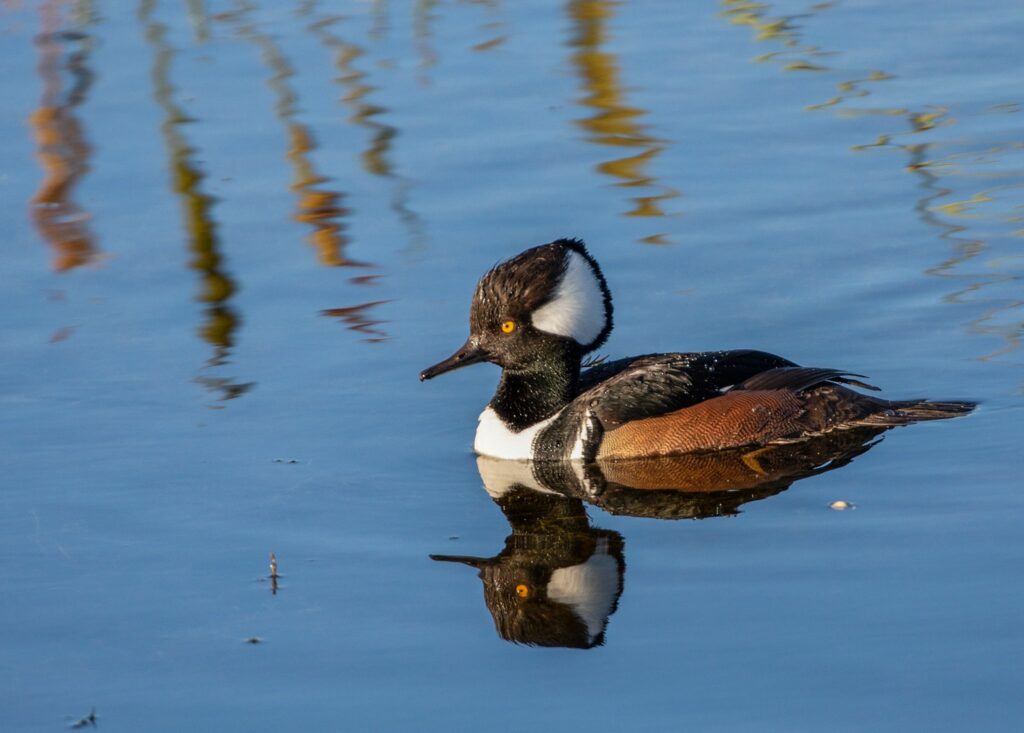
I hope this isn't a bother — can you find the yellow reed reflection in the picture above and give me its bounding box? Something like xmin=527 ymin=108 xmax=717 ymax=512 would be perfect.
xmin=139 ymin=0 xmax=252 ymax=399
xmin=721 ymin=0 xmax=1024 ymax=361
xmin=28 ymin=0 xmax=100 ymax=272
xmin=721 ymin=0 xmax=835 ymax=73
xmin=567 ymin=0 xmax=680 ymax=236
xmin=229 ymin=10 xmax=361 ymax=269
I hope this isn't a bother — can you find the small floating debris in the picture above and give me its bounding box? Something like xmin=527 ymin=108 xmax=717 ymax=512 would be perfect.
xmin=269 ymin=552 xmax=280 ymax=595
xmin=272 ymin=458 xmax=300 ymax=464
xmin=829 ymin=500 xmax=854 ymax=511
xmin=69 ymin=708 xmax=97 ymax=728
xmin=244 ymin=637 xmax=262 ymax=645
xmin=49 ymin=325 xmax=78 ymax=344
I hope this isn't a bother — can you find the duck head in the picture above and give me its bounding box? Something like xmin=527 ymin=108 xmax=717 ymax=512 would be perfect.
xmin=420 ymin=238 xmax=613 ymax=380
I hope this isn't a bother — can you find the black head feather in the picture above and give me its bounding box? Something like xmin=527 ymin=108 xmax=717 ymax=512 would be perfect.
xmin=471 ymin=238 xmax=613 ymax=353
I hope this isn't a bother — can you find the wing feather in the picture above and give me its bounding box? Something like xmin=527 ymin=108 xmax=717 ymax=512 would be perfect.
xmin=736 ymin=366 xmax=880 ymax=393
xmin=578 ymin=350 xmax=796 ymax=429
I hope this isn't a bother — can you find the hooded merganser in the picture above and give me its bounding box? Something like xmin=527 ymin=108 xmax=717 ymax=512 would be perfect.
xmin=420 ymin=238 xmax=974 ymax=460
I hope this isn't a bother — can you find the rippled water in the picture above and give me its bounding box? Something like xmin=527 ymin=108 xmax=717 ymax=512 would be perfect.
xmin=2 ymin=1 xmax=1022 ymax=731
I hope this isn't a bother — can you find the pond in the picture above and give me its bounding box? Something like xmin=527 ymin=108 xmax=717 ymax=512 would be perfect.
xmin=2 ymin=1 xmax=1022 ymax=731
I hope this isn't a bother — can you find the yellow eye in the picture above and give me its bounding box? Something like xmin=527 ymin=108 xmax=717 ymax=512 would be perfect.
xmin=501 ymin=320 xmax=517 ymax=334
xmin=515 ymin=583 xmax=530 ymax=598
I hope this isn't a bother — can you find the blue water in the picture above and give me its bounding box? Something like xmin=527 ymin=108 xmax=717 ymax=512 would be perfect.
xmin=2 ymin=1 xmax=1022 ymax=731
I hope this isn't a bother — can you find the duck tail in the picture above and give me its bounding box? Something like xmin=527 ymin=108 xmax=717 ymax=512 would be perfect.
xmin=853 ymin=399 xmax=976 ymax=427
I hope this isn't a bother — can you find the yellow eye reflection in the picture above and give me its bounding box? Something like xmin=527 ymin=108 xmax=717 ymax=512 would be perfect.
xmin=501 ymin=320 xmax=517 ymax=334
xmin=515 ymin=583 xmax=530 ymax=598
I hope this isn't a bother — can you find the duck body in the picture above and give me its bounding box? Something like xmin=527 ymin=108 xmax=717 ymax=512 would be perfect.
xmin=421 ymin=239 xmax=973 ymax=461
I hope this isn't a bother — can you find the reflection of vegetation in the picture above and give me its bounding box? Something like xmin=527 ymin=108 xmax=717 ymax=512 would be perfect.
xmin=321 ymin=300 xmax=392 ymax=342
xmin=29 ymin=0 xmax=100 ymax=272
xmin=567 ymin=0 xmax=679 ymax=239
xmin=721 ymin=0 xmax=834 ymax=71
xmin=722 ymin=0 xmax=1024 ymax=361
xmin=304 ymin=5 xmax=427 ymax=252
xmin=140 ymin=0 xmax=252 ymax=400
xmin=414 ymin=0 xmax=439 ymax=80
xmin=306 ymin=13 xmax=394 ymax=177
xmin=230 ymin=11 xmax=360 ymax=268
xmin=184 ymin=0 xmax=209 ymax=41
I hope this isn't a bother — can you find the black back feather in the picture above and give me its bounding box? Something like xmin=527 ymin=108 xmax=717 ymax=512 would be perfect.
xmin=577 ymin=350 xmax=797 ymax=429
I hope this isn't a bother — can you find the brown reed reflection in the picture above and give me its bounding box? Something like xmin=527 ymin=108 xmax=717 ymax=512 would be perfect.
xmin=228 ymin=9 xmax=362 ymax=269
xmin=28 ymin=0 xmax=100 ymax=272
xmin=470 ymin=4 xmax=508 ymax=55
xmin=321 ymin=300 xmax=392 ymax=343
xmin=139 ymin=0 xmax=252 ymax=400
xmin=722 ymin=0 xmax=1024 ymax=361
xmin=567 ymin=0 xmax=680 ymax=240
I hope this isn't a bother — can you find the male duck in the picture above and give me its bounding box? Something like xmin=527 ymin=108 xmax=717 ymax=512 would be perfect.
xmin=420 ymin=239 xmax=973 ymax=461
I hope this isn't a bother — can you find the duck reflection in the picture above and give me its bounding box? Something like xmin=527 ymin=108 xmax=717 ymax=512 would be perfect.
xmin=433 ymin=482 xmax=625 ymax=650
xmin=434 ymin=428 xmax=884 ymax=648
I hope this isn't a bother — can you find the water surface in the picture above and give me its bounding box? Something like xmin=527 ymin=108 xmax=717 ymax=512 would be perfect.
xmin=2 ymin=1 xmax=1022 ymax=731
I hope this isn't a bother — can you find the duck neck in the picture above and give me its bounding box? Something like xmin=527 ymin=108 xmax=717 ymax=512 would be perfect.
xmin=490 ymin=349 xmax=581 ymax=432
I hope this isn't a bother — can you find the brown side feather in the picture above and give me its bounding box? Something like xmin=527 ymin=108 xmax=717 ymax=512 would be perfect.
xmin=597 ymin=390 xmax=808 ymax=458
xmin=596 ymin=386 xmax=974 ymax=459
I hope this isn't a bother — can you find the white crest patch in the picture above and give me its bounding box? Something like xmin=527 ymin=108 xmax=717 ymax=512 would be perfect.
xmin=546 ymin=538 xmax=619 ymax=642
xmin=531 ymin=250 xmax=606 ymax=346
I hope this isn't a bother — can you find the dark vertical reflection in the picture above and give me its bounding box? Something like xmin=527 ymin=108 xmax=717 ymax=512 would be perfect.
xmin=369 ymin=0 xmax=389 ymax=41
xmin=413 ymin=0 xmax=438 ymax=83
xmin=28 ymin=0 xmax=100 ymax=272
xmin=321 ymin=300 xmax=392 ymax=343
xmin=185 ymin=0 xmax=209 ymax=41
xmin=229 ymin=6 xmax=362 ymax=269
xmin=566 ymin=0 xmax=680 ymax=244
xmin=139 ymin=0 xmax=252 ymax=401
xmin=722 ymin=0 xmax=1024 ymax=360
xmin=304 ymin=3 xmax=427 ymax=254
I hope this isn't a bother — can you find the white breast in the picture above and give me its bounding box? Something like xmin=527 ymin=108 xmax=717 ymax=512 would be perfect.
xmin=474 ymin=407 xmax=554 ymax=459
xmin=474 ymin=407 xmax=588 ymax=460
